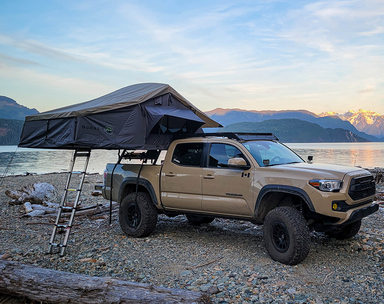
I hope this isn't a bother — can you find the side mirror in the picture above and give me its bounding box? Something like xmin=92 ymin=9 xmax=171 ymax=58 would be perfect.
xmin=308 ymin=156 xmax=313 ymax=163
xmin=228 ymin=157 xmax=251 ymax=169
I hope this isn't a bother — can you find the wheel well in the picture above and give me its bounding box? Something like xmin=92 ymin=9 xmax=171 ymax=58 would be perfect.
xmin=257 ymin=192 xmax=305 ymax=221
xmin=120 ymin=184 xmax=149 ymax=203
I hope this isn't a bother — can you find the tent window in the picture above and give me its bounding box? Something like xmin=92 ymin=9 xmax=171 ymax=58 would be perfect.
xmin=150 ymin=115 xmax=188 ymax=135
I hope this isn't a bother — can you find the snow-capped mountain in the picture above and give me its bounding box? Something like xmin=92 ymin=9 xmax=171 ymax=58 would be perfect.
xmin=318 ymin=109 xmax=384 ymax=137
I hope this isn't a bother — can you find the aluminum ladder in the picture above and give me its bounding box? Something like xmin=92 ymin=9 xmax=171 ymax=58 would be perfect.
xmin=48 ymin=149 xmax=91 ymax=256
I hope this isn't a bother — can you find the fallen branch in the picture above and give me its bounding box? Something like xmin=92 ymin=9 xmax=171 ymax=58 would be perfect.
xmin=25 ymin=202 xmax=119 ymax=218
xmin=5 ymin=183 xmax=58 ymax=205
xmin=59 ymin=201 xmax=118 ymax=218
xmin=0 ymin=260 xmax=205 ymax=304
xmin=186 ymin=257 xmax=223 ymax=270
xmin=0 ymin=253 xmax=11 ymax=260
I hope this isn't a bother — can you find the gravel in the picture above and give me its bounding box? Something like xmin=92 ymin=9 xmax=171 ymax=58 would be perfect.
xmin=1 ymin=173 xmax=384 ymax=303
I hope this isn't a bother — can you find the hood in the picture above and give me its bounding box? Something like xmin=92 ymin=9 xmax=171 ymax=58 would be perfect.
xmin=274 ymin=162 xmax=370 ymax=181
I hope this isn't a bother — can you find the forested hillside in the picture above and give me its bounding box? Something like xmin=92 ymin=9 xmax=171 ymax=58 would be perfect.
xmin=0 ymin=96 xmax=38 ymax=120
xmin=0 ymin=118 xmax=24 ymax=145
xmin=221 ymin=119 xmax=369 ymax=143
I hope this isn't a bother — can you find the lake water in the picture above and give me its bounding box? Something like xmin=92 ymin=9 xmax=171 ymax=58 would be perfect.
xmin=286 ymin=142 xmax=384 ymax=169
xmin=0 ymin=142 xmax=383 ymax=176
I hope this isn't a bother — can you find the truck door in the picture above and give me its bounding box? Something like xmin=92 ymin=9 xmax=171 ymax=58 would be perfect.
xmin=161 ymin=142 xmax=203 ymax=211
xmin=202 ymin=143 xmax=253 ymax=216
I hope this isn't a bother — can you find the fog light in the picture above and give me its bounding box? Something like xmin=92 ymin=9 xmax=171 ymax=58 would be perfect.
xmin=332 ymin=203 xmax=338 ymax=211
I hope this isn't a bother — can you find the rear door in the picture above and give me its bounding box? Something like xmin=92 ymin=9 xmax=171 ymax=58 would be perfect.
xmin=161 ymin=142 xmax=203 ymax=211
xmin=202 ymin=143 xmax=254 ymax=217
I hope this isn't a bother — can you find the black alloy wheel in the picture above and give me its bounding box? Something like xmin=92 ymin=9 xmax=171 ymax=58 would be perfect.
xmin=272 ymin=222 xmax=290 ymax=252
xmin=126 ymin=203 xmax=141 ymax=228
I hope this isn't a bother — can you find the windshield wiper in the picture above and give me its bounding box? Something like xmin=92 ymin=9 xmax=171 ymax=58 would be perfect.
xmin=264 ymin=163 xmax=280 ymax=167
xmin=264 ymin=161 xmax=300 ymax=167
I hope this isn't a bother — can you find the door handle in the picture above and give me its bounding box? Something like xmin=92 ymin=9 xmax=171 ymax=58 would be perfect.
xmin=203 ymin=174 xmax=215 ymax=179
xmin=165 ymin=172 xmax=176 ymax=177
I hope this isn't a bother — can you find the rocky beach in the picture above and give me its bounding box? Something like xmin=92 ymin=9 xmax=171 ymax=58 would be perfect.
xmin=1 ymin=172 xmax=384 ymax=303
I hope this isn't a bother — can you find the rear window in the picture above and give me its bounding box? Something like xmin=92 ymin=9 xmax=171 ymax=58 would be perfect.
xmin=172 ymin=143 xmax=204 ymax=167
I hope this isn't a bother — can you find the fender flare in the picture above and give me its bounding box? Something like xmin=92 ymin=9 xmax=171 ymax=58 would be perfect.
xmin=118 ymin=177 xmax=159 ymax=206
xmin=255 ymin=185 xmax=315 ymax=218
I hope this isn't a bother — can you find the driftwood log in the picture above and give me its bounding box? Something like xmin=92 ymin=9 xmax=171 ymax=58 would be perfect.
xmin=0 ymin=260 xmax=206 ymax=304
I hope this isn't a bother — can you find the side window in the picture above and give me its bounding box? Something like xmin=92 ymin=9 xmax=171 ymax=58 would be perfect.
xmin=172 ymin=143 xmax=203 ymax=167
xmin=209 ymin=143 xmax=246 ymax=168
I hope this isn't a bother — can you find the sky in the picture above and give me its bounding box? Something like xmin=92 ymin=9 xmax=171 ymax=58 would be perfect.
xmin=0 ymin=0 xmax=383 ymax=115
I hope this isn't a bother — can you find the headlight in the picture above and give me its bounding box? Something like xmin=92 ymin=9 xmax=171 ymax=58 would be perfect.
xmin=309 ymin=179 xmax=343 ymax=192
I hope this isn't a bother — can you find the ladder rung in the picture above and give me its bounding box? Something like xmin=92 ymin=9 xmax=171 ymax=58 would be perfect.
xmin=66 ymin=188 xmax=80 ymax=192
xmin=56 ymin=224 xmax=70 ymax=229
xmin=71 ymin=171 xmax=85 ymax=174
xmin=49 ymin=243 xmax=67 ymax=248
xmin=60 ymin=206 xmax=74 ymax=211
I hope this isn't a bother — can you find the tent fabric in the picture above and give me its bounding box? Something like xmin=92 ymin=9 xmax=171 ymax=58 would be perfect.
xmin=19 ymin=83 xmax=221 ymax=150
xmin=24 ymin=83 xmax=219 ymax=128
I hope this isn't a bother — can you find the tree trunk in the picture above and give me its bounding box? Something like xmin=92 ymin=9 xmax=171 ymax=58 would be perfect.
xmin=0 ymin=260 xmax=205 ymax=304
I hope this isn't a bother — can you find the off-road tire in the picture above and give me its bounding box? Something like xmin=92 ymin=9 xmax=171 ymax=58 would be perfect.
xmin=263 ymin=206 xmax=310 ymax=265
xmin=326 ymin=220 xmax=362 ymax=240
xmin=119 ymin=192 xmax=158 ymax=238
xmin=186 ymin=214 xmax=215 ymax=225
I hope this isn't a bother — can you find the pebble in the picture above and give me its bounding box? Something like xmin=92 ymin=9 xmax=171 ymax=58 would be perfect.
xmin=1 ymin=173 xmax=384 ymax=303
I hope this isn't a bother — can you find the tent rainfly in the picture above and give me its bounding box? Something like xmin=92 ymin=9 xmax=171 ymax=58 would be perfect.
xmin=18 ymin=83 xmax=222 ymax=150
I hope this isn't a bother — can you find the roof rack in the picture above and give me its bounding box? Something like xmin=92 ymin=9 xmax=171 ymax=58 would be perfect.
xmin=176 ymin=132 xmax=279 ymax=141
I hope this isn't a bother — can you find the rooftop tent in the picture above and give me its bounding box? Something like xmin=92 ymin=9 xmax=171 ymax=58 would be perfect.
xmin=18 ymin=83 xmax=222 ymax=150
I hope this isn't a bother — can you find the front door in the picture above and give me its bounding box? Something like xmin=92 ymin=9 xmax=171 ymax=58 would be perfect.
xmin=202 ymin=143 xmax=254 ymax=217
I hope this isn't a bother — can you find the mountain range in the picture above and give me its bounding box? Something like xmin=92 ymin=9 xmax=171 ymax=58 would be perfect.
xmin=0 ymin=96 xmax=38 ymax=120
xmin=206 ymin=108 xmax=384 ymax=142
xmin=1 ymin=94 xmax=384 ymax=144
xmin=221 ymin=119 xmax=369 ymax=143
xmin=318 ymin=109 xmax=384 ymax=137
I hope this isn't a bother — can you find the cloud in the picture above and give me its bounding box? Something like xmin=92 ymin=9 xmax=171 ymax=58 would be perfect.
xmin=359 ymin=26 xmax=384 ymax=36
xmin=0 ymin=34 xmax=79 ymax=62
xmin=0 ymin=52 xmax=42 ymax=67
xmin=268 ymin=0 xmax=384 ymax=55
xmin=358 ymin=87 xmax=375 ymax=94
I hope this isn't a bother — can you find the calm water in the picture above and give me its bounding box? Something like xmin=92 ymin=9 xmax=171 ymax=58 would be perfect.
xmin=0 ymin=142 xmax=383 ymax=176
xmin=286 ymin=142 xmax=384 ymax=169
xmin=0 ymin=147 xmax=121 ymax=176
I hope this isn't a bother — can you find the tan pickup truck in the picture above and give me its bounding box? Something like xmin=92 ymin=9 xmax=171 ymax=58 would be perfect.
xmin=100 ymin=133 xmax=378 ymax=265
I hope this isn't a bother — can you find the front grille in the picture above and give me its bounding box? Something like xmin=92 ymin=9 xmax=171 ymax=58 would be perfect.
xmin=348 ymin=175 xmax=376 ymax=201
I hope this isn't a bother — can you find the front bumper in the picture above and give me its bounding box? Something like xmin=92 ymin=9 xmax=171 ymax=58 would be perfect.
xmin=340 ymin=202 xmax=379 ymax=227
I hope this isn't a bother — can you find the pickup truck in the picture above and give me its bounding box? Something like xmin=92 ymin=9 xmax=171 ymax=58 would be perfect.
xmin=99 ymin=133 xmax=378 ymax=265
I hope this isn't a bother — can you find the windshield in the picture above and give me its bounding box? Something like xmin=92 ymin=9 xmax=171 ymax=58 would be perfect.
xmin=242 ymin=141 xmax=304 ymax=167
